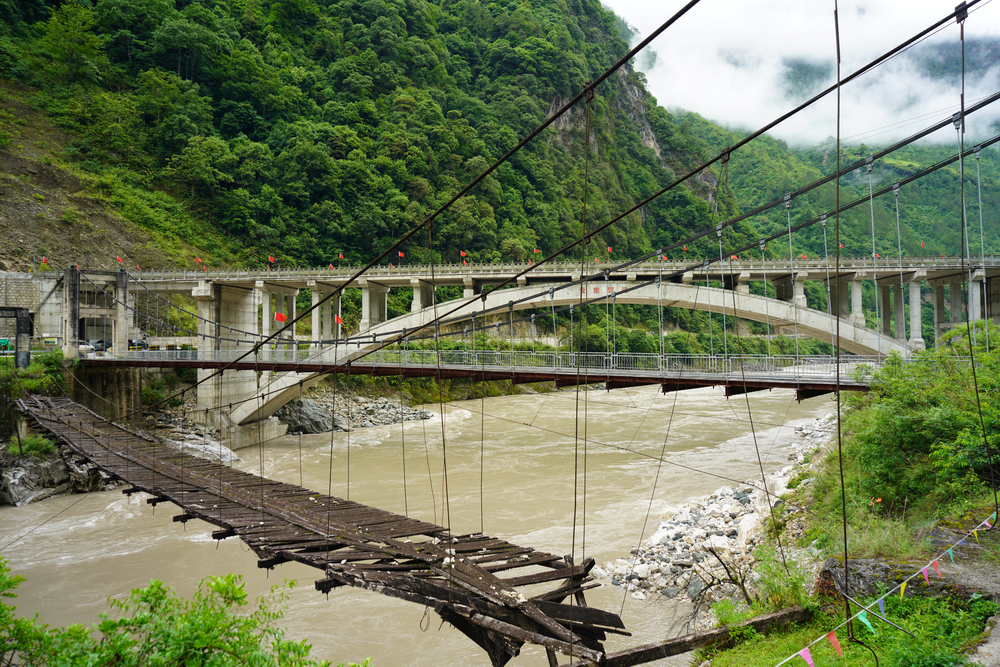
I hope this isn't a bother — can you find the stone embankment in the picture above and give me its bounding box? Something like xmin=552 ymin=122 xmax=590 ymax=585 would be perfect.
xmin=595 ymin=415 xmax=836 ymax=601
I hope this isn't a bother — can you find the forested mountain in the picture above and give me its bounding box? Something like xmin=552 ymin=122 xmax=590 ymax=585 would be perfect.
xmin=0 ymin=0 xmax=757 ymax=269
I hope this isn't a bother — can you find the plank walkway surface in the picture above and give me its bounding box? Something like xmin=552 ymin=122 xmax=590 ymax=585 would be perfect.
xmin=15 ymin=395 xmax=630 ymax=666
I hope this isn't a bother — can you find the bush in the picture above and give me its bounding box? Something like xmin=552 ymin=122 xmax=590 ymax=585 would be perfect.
xmin=6 ymin=433 xmax=56 ymax=458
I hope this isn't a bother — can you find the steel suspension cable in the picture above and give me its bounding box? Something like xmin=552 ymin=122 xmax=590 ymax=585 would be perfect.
xmin=974 ymin=146 xmax=989 ymax=353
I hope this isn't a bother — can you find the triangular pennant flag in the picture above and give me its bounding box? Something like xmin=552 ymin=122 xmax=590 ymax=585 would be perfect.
xmin=900 ymin=582 xmax=907 ymax=599
xmin=335 ymin=315 xmax=342 ymax=324
xmin=460 ymin=250 xmax=466 ymax=257
xmin=826 ymin=630 xmax=843 ymax=657
xmin=389 ymin=262 xmax=394 ymax=268
xmin=528 ymin=259 xmax=533 ymax=265
xmin=339 ymin=253 xmax=344 ymax=259
xmin=683 ymin=245 xmax=687 ymax=251
xmin=985 ymin=518 xmax=993 ymax=528
xmin=41 ymin=256 xmax=47 ymax=264
xmin=973 ymin=530 xmax=979 ymax=543
xmin=274 ymin=312 xmax=287 ymax=322
xmin=857 ymin=610 xmax=876 ymax=635
xmin=961 ymin=538 xmax=966 ymax=546
xmin=992 ymin=512 xmax=997 ymax=521
xmin=797 ymin=647 xmax=814 ymax=667
xmin=947 ymin=547 xmax=954 ymax=562
xmin=877 ymin=597 xmax=885 ymax=616
xmin=932 ymin=560 xmax=942 ymax=579
xmin=921 ymin=567 xmax=929 ymax=585
xmin=921 ymin=242 xmax=924 ymax=247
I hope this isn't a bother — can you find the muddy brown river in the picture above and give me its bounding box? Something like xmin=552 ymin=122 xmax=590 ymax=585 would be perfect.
xmin=0 ymin=385 xmax=829 ymax=666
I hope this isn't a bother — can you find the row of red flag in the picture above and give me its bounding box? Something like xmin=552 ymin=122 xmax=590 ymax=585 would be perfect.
xmin=272 ymin=312 xmax=343 ymax=324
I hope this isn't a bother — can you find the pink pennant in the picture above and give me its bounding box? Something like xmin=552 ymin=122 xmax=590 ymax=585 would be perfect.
xmin=931 ymin=560 xmax=942 ymax=579
xmin=797 ymin=647 xmax=814 ymax=667
xmin=986 ymin=519 xmax=993 ymax=528
xmin=827 ymin=630 xmax=843 ymax=656
xmin=921 ymin=567 xmax=929 ymax=585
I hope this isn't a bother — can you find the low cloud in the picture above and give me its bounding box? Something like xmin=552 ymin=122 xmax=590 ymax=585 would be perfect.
xmin=603 ymin=0 xmax=1000 ymax=146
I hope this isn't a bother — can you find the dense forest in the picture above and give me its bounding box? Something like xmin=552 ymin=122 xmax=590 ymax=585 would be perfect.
xmin=0 ymin=0 xmax=757 ymax=269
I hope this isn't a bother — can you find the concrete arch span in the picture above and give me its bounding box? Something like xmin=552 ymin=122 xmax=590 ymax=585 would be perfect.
xmin=230 ymin=281 xmax=904 ymax=425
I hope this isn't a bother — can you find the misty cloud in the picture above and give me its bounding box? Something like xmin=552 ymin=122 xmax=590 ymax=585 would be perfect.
xmin=601 ymin=0 xmax=1000 ymax=146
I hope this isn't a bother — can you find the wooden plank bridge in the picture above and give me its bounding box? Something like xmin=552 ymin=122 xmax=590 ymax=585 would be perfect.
xmin=16 ymin=395 xmax=641 ymax=666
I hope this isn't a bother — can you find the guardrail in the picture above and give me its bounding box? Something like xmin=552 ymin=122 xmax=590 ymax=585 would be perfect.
xmin=98 ymin=349 xmax=950 ymax=383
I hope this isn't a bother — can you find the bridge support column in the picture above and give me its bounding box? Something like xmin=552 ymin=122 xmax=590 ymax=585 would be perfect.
xmin=969 ymin=272 xmax=983 ymax=322
xmin=988 ymin=276 xmax=1000 ymax=324
xmin=193 ymin=281 xmax=220 ymax=414
xmin=827 ymin=275 xmax=852 ymax=320
xmin=463 ymin=276 xmax=480 ymax=299
xmin=893 ymin=284 xmax=905 ymax=340
xmin=773 ymin=274 xmax=807 ymax=308
xmin=934 ymin=285 xmax=946 ymax=349
xmin=879 ymin=285 xmax=891 ymax=336
xmin=114 ymin=271 xmax=130 ymax=354
xmin=411 ymin=279 xmax=434 ymax=312
xmin=908 ymin=281 xmax=925 ymax=351
xmin=307 ymin=283 xmax=341 ymax=347
xmin=359 ymin=280 xmax=388 ymax=333
xmin=850 ymin=279 xmax=866 ymax=328
xmin=950 ymin=283 xmax=963 ymax=327
xmin=62 ymin=267 xmax=79 ymax=358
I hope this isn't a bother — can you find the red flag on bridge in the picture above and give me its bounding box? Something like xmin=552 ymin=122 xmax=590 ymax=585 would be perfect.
xmin=390 ymin=262 xmax=394 ymax=268
xmin=398 ymin=251 xmax=405 ymax=258
xmin=921 ymin=242 xmax=924 ymax=247
xmin=116 ymin=256 xmax=123 ymax=263
xmin=268 ymin=255 xmax=275 ymax=262
xmin=329 ymin=263 xmax=335 ymax=269
xmin=534 ymin=248 xmax=540 ymax=253
xmin=195 ymin=257 xmax=203 ymax=263
xmin=335 ymin=314 xmax=343 ymax=324
xmin=463 ymin=260 xmax=468 ymax=265
xmin=662 ymin=255 xmax=668 ymax=260
xmin=731 ymin=255 xmax=738 ymax=260
xmin=137 ymin=264 xmax=141 ymax=270
xmin=460 ymin=250 xmax=466 ymax=257
xmin=801 ymin=254 xmax=807 ymax=259
xmin=528 ymin=259 xmax=533 ymax=265
xmin=339 ymin=253 xmax=345 ymax=259
xmin=41 ymin=256 xmax=47 ymax=264
xmin=274 ymin=312 xmax=287 ymax=322
xmin=608 ymin=246 xmax=612 ymax=253
xmin=683 ymin=246 xmax=688 ymax=251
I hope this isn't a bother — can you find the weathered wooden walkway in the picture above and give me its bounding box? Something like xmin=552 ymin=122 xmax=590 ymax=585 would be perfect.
xmin=15 ymin=395 xmax=628 ymax=666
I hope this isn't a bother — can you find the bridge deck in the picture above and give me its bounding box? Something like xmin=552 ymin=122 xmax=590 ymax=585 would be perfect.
xmin=16 ymin=395 xmax=638 ymax=666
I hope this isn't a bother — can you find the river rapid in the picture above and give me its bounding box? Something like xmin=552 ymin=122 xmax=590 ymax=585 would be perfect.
xmin=0 ymin=385 xmax=830 ymax=666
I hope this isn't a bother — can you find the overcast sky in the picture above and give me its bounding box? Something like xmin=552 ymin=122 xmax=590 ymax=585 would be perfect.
xmin=600 ymin=0 xmax=1000 ymax=146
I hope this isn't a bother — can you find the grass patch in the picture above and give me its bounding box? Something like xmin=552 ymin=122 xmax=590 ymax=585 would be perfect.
xmin=703 ymin=594 xmax=998 ymax=666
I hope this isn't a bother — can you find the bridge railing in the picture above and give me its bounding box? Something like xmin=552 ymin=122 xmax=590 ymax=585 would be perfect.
xmin=112 ymin=348 xmax=947 ymax=383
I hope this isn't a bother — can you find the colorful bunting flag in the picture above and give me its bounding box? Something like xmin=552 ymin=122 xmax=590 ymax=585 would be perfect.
xmin=857 ymin=610 xmax=876 ymax=635
xmin=921 ymin=567 xmax=929 ymax=585
xmin=986 ymin=518 xmax=993 ymax=528
xmin=274 ymin=312 xmax=287 ymax=322
xmin=826 ymin=630 xmax=843 ymax=657
xmin=900 ymin=582 xmax=907 ymax=599
xmin=877 ymin=597 xmax=885 ymax=616
xmin=797 ymin=647 xmax=814 ymax=667
xmin=973 ymin=530 xmax=979 ymax=543
xmin=932 ymin=560 xmax=942 ymax=579
xmin=947 ymin=547 xmax=954 ymax=562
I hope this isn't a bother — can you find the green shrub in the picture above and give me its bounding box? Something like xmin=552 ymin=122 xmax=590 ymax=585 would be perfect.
xmin=6 ymin=433 xmax=56 ymax=458
xmin=141 ymin=386 xmax=164 ymax=406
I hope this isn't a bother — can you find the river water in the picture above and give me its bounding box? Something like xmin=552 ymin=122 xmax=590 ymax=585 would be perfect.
xmin=0 ymin=385 xmax=829 ymax=666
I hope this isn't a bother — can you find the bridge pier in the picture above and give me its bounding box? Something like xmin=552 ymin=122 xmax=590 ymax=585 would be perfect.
xmin=989 ymin=276 xmax=1000 ymax=324
xmin=908 ymin=281 xmax=925 ymax=350
xmin=411 ymin=278 xmax=434 ymax=312
xmin=307 ymin=281 xmax=341 ymax=346
xmin=359 ymin=279 xmax=388 ymax=333
xmin=463 ymin=276 xmax=481 ymax=299
xmin=773 ymin=273 xmax=807 ymax=309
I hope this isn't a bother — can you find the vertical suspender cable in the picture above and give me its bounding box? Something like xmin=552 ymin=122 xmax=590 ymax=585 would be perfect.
xmin=974 ymin=146 xmax=989 ymax=353
xmin=821 ymin=215 xmax=835 ymax=354
xmin=833 ymin=0 xmax=853 ymax=636
xmin=658 ymin=257 xmax=664 ymax=368
xmin=705 ymin=268 xmax=714 ymax=357
xmin=893 ymin=183 xmax=906 ymax=354
xmin=785 ymin=194 xmax=801 ymax=357
xmin=866 ymin=156 xmax=882 ymax=361
xmin=761 ymin=241 xmax=772 ymax=358
xmin=717 ymin=226 xmax=728 ymax=357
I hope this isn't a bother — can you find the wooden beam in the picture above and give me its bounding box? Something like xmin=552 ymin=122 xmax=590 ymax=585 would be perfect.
xmin=563 ymin=606 xmax=813 ymax=667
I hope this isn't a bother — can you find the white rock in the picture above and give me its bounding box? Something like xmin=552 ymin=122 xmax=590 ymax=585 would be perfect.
xmin=701 ymin=534 xmax=732 ymax=556
xmin=737 ymin=513 xmax=764 ymax=546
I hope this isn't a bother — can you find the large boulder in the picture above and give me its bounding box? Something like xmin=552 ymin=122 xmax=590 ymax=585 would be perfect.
xmin=0 ymin=453 xmax=108 ymax=506
xmin=276 ymin=399 xmax=333 ymax=434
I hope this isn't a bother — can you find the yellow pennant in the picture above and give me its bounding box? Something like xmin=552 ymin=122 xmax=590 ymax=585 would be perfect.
xmin=900 ymin=582 xmax=907 ymax=600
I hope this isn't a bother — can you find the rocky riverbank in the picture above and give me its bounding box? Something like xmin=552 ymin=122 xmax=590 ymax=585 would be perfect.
xmin=595 ymin=414 xmax=836 ymax=602
xmin=275 ymin=392 xmax=433 ymax=434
